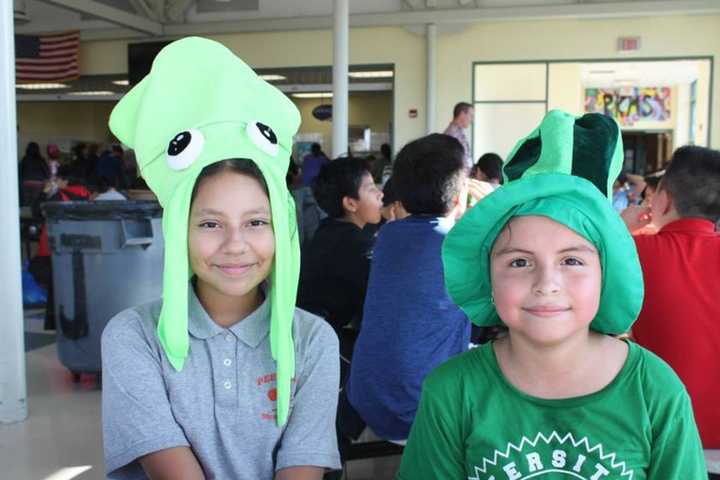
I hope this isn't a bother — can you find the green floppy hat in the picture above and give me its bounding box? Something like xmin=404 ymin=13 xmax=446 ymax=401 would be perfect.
xmin=109 ymin=37 xmax=301 ymax=426
xmin=442 ymin=110 xmax=643 ymax=335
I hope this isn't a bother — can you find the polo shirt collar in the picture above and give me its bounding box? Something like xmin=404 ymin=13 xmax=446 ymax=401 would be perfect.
xmin=660 ymin=218 xmax=717 ymax=235
xmin=187 ymin=283 xmax=271 ymax=348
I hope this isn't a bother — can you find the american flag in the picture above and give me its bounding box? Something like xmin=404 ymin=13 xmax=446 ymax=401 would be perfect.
xmin=15 ymin=31 xmax=80 ymax=83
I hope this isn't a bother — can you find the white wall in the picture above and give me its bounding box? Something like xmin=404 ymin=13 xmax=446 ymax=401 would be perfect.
xmin=437 ymin=15 xmax=720 ymax=149
xmin=547 ymin=63 xmax=583 ymax=114
xmin=675 ymin=83 xmax=691 ymax=148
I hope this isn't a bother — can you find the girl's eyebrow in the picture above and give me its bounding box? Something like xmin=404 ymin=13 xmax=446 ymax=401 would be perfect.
xmin=493 ymin=245 xmax=596 ymax=257
xmin=557 ymin=245 xmax=597 ymax=254
xmin=194 ymin=208 xmax=226 ymax=216
xmin=493 ymin=247 xmax=534 ymax=257
xmin=193 ymin=207 xmax=270 ymax=216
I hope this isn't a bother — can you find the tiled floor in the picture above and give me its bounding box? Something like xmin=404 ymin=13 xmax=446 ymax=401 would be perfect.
xmin=0 ymin=342 xmax=103 ymax=480
xmin=0 ymin=310 xmax=400 ymax=480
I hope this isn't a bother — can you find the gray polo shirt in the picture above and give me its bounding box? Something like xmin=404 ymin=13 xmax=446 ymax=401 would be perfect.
xmin=101 ymin=286 xmax=341 ymax=479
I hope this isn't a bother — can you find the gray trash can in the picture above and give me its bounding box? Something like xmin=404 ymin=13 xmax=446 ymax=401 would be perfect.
xmin=44 ymin=201 xmax=164 ymax=377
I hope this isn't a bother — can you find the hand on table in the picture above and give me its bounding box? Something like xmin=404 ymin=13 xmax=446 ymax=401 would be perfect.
xmin=467 ymin=179 xmax=495 ymax=207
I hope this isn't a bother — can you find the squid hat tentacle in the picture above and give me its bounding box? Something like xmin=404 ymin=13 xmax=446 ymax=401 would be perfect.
xmin=108 ymin=37 xmax=301 ymax=426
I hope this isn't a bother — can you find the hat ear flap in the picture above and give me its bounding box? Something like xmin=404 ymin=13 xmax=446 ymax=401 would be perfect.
xmin=109 ymin=77 xmax=149 ymax=148
xmin=570 ymin=114 xmax=623 ymax=199
xmin=157 ymin=177 xmax=194 ymax=371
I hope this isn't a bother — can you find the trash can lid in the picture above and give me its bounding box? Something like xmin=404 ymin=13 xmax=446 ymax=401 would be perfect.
xmin=43 ymin=201 xmax=163 ymax=220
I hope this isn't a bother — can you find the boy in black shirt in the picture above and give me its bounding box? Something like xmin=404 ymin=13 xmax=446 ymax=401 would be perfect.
xmin=298 ymin=158 xmax=383 ymax=334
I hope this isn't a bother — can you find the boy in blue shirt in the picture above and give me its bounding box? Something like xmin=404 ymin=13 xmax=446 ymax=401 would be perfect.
xmin=344 ymin=134 xmax=490 ymax=442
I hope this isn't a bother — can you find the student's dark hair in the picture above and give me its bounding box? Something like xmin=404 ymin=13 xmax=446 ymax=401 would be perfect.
xmin=382 ymin=177 xmax=398 ymax=207
xmin=57 ymin=164 xmax=84 ymax=185
xmin=393 ymin=133 xmax=465 ymax=215
xmin=97 ymin=175 xmax=119 ymax=194
xmin=475 ymin=152 xmax=504 ymax=183
xmin=660 ymin=145 xmax=720 ymax=222
xmin=641 ymin=172 xmax=663 ymax=200
xmin=311 ymin=143 xmax=322 ymax=156
xmin=24 ymin=141 xmax=42 ymax=160
xmin=453 ymin=102 xmax=472 ymax=119
xmin=191 ymin=159 xmax=268 ymax=205
xmin=312 ymin=157 xmax=369 ymax=218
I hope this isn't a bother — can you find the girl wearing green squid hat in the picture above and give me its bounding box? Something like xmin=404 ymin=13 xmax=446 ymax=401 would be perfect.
xmin=100 ymin=37 xmax=340 ymax=479
xmin=397 ymin=110 xmax=706 ymax=479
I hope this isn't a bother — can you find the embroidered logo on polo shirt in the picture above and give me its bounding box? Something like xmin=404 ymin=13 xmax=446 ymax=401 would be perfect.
xmin=467 ymin=431 xmax=634 ymax=480
xmin=256 ymin=372 xmax=297 ymax=421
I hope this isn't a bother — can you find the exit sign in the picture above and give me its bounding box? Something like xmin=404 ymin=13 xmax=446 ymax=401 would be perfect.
xmin=618 ymin=36 xmax=641 ymax=52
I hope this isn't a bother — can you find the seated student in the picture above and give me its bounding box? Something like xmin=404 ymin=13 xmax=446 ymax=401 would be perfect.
xmin=344 ymin=134 xmax=492 ymax=444
xmin=93 ymin=175 xmax=127 ymax=201
xmin=379 ymin=177 xmax=408 ymax=224
xmin=287 ymin=159 xmax=326 ymax=249
xmin=297 ymin=157 xmax=383 ymax=334
xmin=471 ymin=152 xmax=504 ymax=188
xmin=101 ymin=38 xmax=340 ymax=480
xmin=397 ymin=111 xmax=706 ymax=479
xmin=622 ymin=145 xmax=720 ymax=455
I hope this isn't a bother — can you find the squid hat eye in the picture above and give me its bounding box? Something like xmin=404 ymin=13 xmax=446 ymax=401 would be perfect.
xmin=167 ymin=129 xmax=205 ymax=170
xmin=247 ymin=121 xmax=279 ymax=157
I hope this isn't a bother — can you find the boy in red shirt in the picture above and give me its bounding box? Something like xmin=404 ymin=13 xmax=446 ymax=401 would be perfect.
xmin=622 ymin=146 xmax=720 ymax=457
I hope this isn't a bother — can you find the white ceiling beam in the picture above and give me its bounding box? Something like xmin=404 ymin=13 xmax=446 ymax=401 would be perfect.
xmin=74 ymin=0 xmax=720 ymax=41
xmin=36 ymin=0 xmax=163 ymax=35
xmin=129 ymin=0 xmax=161 ymax=21
xmin=403 ymin=0 xmax=424 ymax=9
xmin=165 ymin=0 xmax=194 ymax=22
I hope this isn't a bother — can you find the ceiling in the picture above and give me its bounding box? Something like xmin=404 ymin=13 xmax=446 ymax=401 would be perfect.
xmin=15 ymin=0 xmax=720 ymax=41
xmin=14 ymin=64 xmax=396 ymax=100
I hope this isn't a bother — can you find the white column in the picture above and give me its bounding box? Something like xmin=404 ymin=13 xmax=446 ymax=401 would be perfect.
xmin=426 ymin=23 xmax=437 ymax=134
xmin=0 ymin=0 xmax=28 ymax=424
xmin=332 ymin=0 xmax=349 ymax=158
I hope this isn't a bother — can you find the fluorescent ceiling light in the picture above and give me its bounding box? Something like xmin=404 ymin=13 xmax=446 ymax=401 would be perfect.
xmin=259 ymin=74 xmax=287 ymax=81
xmin=17 ymin=83 xmax=68 ymax=90
xmin=349 ymin=71 xmax=394 ymax=79
xmin=112 ymin=79 xmax=129 ymax=86
xmin=69 ymin=91 xmax=115 ymax=96
xmin=292 ymin=92 xmax=333 ymax=98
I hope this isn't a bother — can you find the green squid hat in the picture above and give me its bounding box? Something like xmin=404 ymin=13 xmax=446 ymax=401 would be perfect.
xmin=109 ymin=37 xmax=301 ymax=426
xmin=443 ymin=110 xmax=644 ymax=335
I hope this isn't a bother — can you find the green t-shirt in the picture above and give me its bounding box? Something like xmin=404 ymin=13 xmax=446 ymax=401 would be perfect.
xmin=397 ymin=340 xmax=706 ymax=480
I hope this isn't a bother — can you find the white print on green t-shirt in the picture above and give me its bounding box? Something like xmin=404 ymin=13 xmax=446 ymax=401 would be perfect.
xmin=468 ymin=431 xmax=634 ymax=480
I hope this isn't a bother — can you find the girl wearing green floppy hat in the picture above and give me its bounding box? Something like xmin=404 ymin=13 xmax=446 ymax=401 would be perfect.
xmin=397 ymin=110 xmax=706 ymax=479
xmin=100 ymin=38 xmax=340 ymax=479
